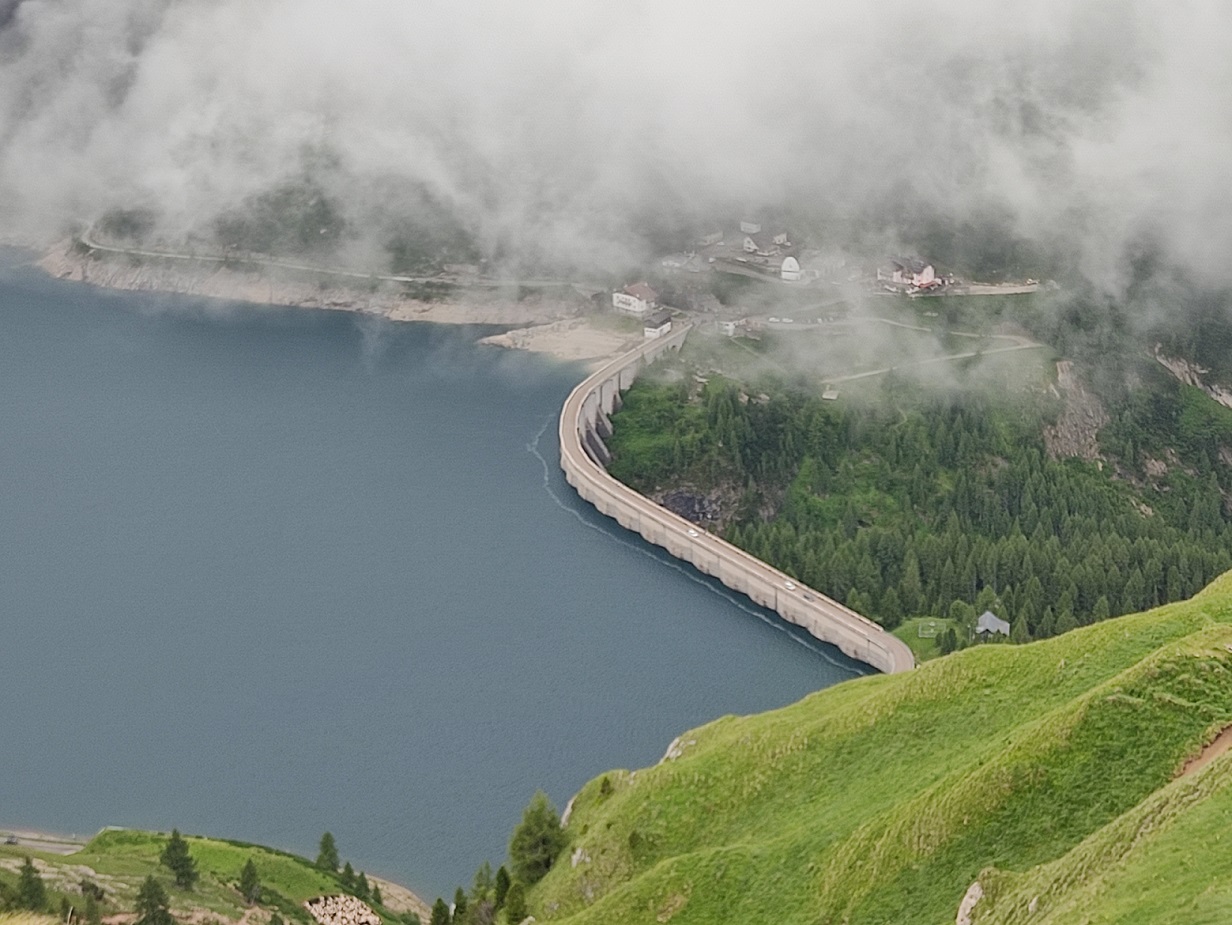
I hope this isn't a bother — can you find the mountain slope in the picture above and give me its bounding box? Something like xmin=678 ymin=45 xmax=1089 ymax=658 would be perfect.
xmin=529 ymin=573 xmax=1232 ymax=925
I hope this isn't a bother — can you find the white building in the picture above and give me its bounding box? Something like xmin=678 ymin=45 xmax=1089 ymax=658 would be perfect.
xmin=780 ymin=256 xmax=802 ymax=282
xmin=878 ymin=258 xmax=939 ymax=289
xmin=612 ymin=282 xmax=659 ymax=317
xmin=739 ymin=220 xmax=762 ymax=234
xmin=719 ymin=319 xmax=744 ymax=336
xmin=643 ymin=309 xmax=672 ymax=339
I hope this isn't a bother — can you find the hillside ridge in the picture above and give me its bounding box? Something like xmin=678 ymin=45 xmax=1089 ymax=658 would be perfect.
xmin=521 ymin=571 xmax=1232 ymax=925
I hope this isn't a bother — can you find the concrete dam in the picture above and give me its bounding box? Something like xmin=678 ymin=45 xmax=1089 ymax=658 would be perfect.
xmin=558 ymin=325 xmax=916 ymax=675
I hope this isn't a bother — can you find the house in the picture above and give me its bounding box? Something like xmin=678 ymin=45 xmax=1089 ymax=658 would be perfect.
xmin=772 ymin=232 xmax=790 ymax=246
xmin=718 ymin=319 xmax=745 ymax=336
xmin=643 ymin=309 xmax=672 ymax=339
xmin=780 ymin=256 xmax=802 ymax=282
xmin=742 ymin=233 xmax=783 ymax=258
xmin=877 ymin=258 xmax=940 ymax=289
xmin=612 ymin=282 xmax=659 ymax=316
xmin=975 ymin=611 xmax=1011 ymax=638
xmin=739 ymin=220 xmax=762 ymax=234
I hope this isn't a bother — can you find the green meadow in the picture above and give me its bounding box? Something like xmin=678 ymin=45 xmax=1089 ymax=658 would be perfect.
xmin=523 ymin=572 xmax=1232 ymax=924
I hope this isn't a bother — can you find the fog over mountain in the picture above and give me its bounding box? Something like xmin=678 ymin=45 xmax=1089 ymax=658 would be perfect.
xmin=1 ymin=0 xmax=1229 ymax=288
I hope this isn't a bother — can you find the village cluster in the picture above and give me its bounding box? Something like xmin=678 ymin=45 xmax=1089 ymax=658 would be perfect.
xmin=657 ymin=220 xmax=951 ymax=294
xmin=659 ymin=220 xmax=810 ymax=283
xmin=611 ymin=219 xmax=957 ymax=342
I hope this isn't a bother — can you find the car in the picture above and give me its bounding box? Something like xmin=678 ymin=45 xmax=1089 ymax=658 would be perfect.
xmin=784 ymin=580 xmax=797 ymax=590
xmin=687 ymin=528 xmax=699 ymax=538
xmin=4 ymin=836 xmax=17 ymax=845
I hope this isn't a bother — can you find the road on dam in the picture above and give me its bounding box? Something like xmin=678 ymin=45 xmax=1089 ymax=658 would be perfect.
xmin=559 ymin=326 xmax=916 ymax=675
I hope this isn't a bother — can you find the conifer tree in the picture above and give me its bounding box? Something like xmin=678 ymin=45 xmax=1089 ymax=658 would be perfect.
xmin=452 ymin=887 xmax=468 ymax=924
xmin=316 ymin=833 xmax=340 ymax=872
xmin=502 ymin=884 xmax=526 ymax=925
xmin=135 ymin=876 xmax=174 ymax=925
xmin=16 ymin=856 xmax=47 ymax=911
xmin=355 ymin=872 xmax=371 ymax=902
xmin=428 ymin=898 xmax=450 ymax=925
xmin=371 ymin=883 xmax=382 ymax=906
xmin=938 ymin=627 xmax=958 ymax=655
xmin=1010 ymin=613 xmax=1031 ymax=644
xmin=470 ymin=862 xmax=493 ymax=903
xmin=84 ymin=891 xmax=101 ymax=925
xmin=1092 ymin=595 xmax=1111 ymax=622
xmin=340 ymin=862 xmax=356 ymax=892
xmin=160 ymin=831 xmax=198 ymax=891
xmin=239 ymin=859 xmax=261 ymax=905
xmin=493 ymin=867 xmax=511 ymax=911
xmin=508 ymin=793 xmax=567 ymax=885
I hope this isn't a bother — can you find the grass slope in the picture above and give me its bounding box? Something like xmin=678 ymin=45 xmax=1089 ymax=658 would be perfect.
xmin=0 ymin=830 xmax=415 ymax=924
xmin=528 ymin=572 xmax=1232 ymax=925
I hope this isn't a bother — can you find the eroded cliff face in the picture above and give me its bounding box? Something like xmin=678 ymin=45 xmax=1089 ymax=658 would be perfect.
xmin=1043 ymin=360 xmax=1108 ymax=462
xmin=1154 ymin=345 xmax=1232 ymax=410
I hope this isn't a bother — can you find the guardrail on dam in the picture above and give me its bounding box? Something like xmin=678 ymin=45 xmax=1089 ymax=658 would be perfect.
xmin=558 ymin=325 xmax=916 ymax=675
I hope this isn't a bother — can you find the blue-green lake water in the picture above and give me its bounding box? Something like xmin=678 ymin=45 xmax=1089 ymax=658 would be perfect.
xmin=0 ymin=251 xmax=866 ymax=897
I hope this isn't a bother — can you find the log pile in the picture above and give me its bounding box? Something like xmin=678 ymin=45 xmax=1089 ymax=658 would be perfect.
xmin=306 ymin=894 xmax=381 ymax=925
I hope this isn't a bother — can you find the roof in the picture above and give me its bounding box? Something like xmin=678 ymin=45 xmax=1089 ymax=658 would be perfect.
xmin=976 ymin=610 xmax=1011 ymax=636
xmin=623 ymin=282 xmax=659 ymax=302
xmin=891 ymin=257 xmax=930 ymax=274
xmin=644 ymin=309 xmax=672 ymax=328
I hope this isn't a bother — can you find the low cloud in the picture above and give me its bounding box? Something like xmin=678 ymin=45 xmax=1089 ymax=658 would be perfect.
xmin=1 ymin=0 xmax=1230 ymax=291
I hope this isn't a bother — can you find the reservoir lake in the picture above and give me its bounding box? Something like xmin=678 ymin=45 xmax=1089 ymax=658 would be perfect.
xmin=0 ymin=253 xmax=866 ymax=898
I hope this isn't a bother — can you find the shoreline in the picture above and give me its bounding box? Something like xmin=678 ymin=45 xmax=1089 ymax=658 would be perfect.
xmin=0 ymin=826 xmax=89 ymax=856
xmin=33 ymin=238 xmax=632 ymax=366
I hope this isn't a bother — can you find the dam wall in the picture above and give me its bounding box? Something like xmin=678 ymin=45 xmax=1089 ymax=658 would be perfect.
xmin=559 ymin=326 xmax=915 ymax=675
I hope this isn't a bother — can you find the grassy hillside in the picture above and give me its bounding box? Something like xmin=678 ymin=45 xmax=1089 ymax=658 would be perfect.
xmin=523 ymin=572 xmax=1232 ymax=925
xmin=0 ymin=830 xmax=426 ymax=925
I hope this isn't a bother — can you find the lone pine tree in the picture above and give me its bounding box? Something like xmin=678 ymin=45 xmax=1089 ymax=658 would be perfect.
xmin=160 ymin=830 xmax=198 ymax=890
xmin=239 ymin=859 xmax=261 ymax=905
xmin=316 ymin=832 xmax=340 ymax=872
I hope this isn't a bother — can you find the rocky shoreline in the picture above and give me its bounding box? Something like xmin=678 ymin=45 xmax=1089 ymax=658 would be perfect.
xmin=28 ymin=239 xmax=640 ymax=365
xmin=37 ymin=239 xmax=583 ymax=329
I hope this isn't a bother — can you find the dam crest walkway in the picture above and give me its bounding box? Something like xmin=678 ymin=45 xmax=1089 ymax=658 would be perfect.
xmin=558 ymin=326 xmax=916 ymax=675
